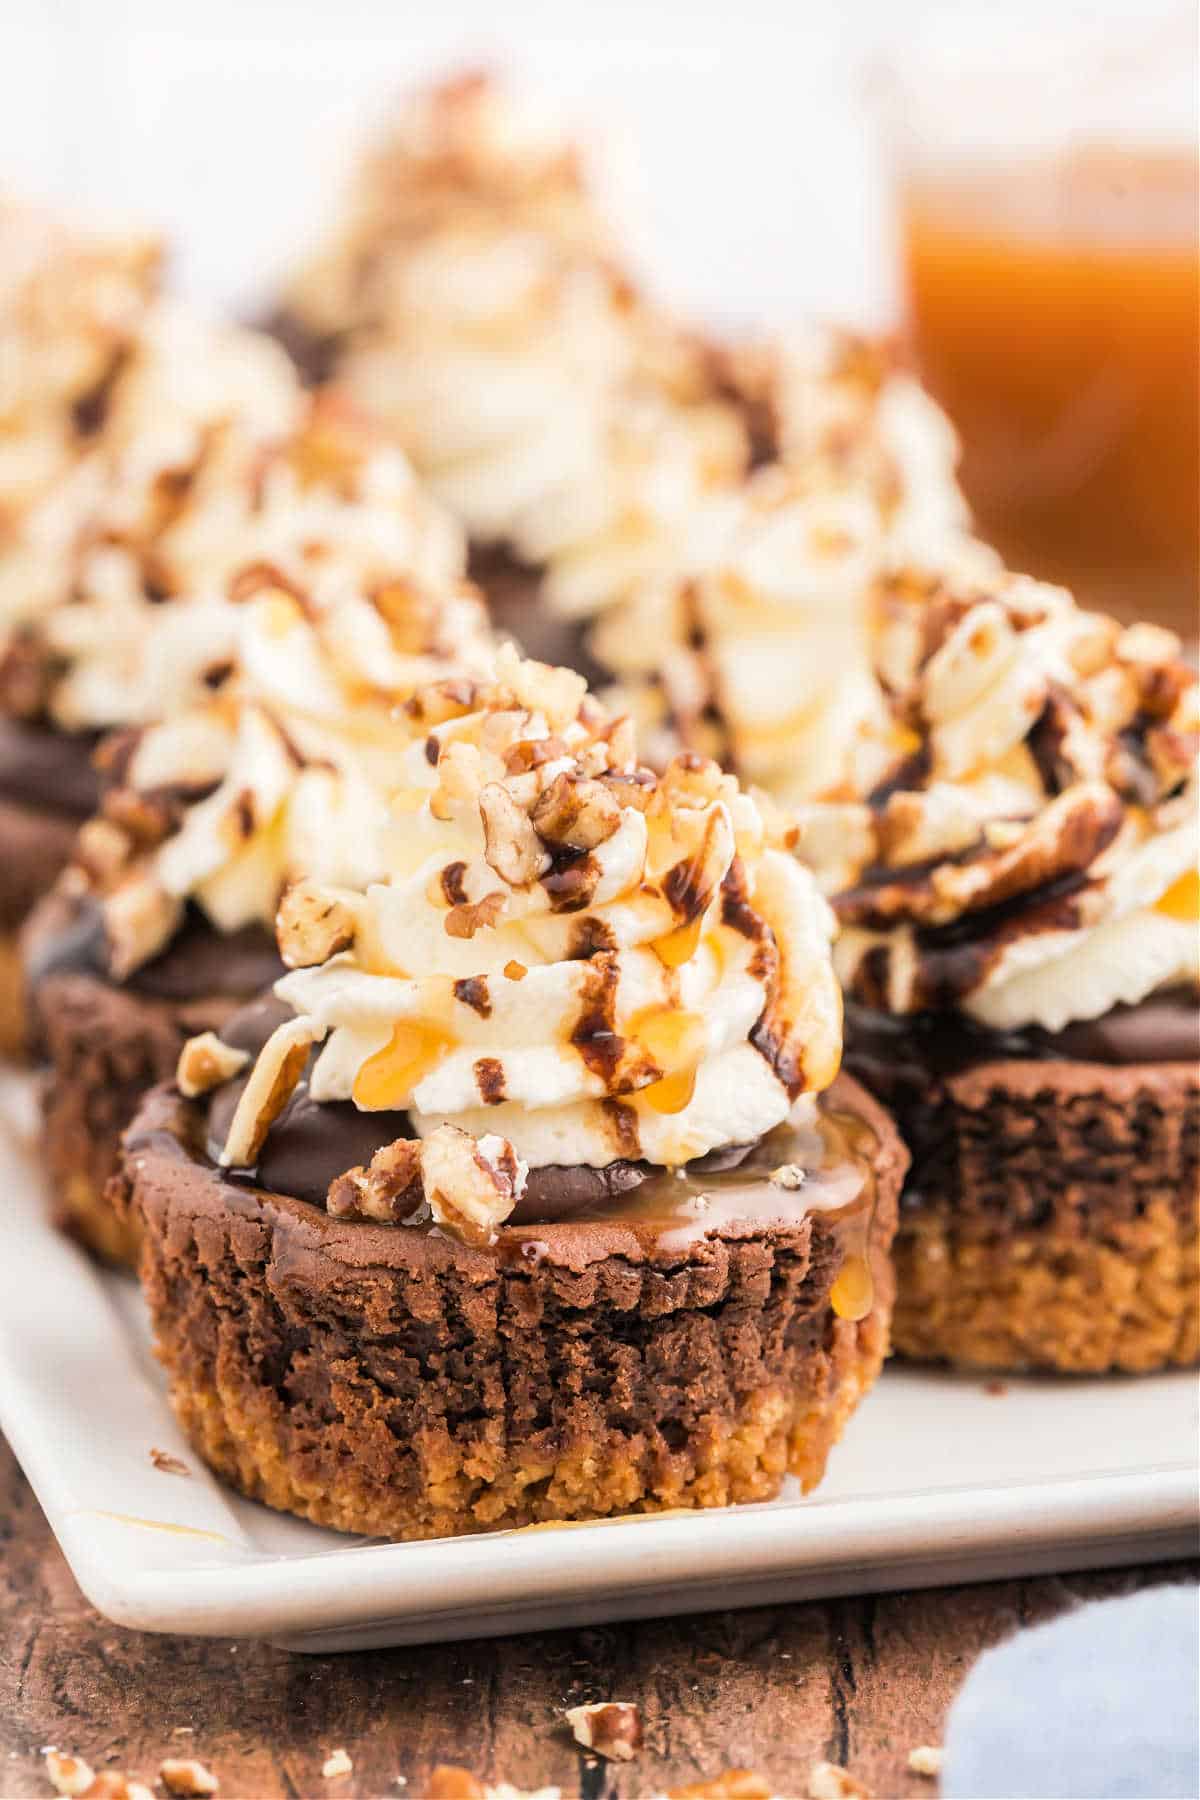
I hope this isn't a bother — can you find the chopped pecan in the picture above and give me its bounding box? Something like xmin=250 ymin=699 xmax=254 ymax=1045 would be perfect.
xmin=44 ymin=1752 xmax=96 ymax=1797
xmin=277 ymin=880 xmax=357 ymax=968
xmin=101 ymin=785 xmax=176 ymax=848
xmin=499 ymin=649 xmax=587 ymax=730
xmin=599 ymin=767 xmax=657 ymax=813
xmin=503 ymin=733 xmax=568 ymax=776
xmin=73 ymin=817 xmax=131 ymax=887
xmin=421 ymin=1126 xmax=525 ymax=1248
xmin=176 ymin=1032 xmax=250 ymax=1099
xmin=218 ymin=1016 xmax=316 ymax=1168
xmin=406 ymin=678 xmax=479 ymax=728
xmin=563 ymin=1701 xmax=642 ymax=1761
xmin=444 ymin=892 xmax=506 ymax=939
xmin=160 ymin=1759 xmax=220 ymax=1796
xmin=906 ymin=1746 xmax=943 ymax=1778
xmin=530 ymin=772 xmax=621 ymax=850
xmin=479 ymin=781 xmax=548 ymax=886
xmin=661 ymin=752 xmax=724 ymax=808
xmin=102 ymin=878 xmax=183 ymax=982
xmin=327 ymin=1139 xmax=423 ymax=1222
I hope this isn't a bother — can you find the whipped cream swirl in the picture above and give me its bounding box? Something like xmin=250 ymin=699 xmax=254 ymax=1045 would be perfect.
xmin=0 ymin=196 xmax=162 ymax=522
xmin=1 ymin=304 xmax=469 ymax=731
xmin=595 ymin=401 xmax=981 ymax=805
xmin=790 ymin=564 xmax=1200 ymax=1033
xmin=285 ymin=72 xmax=750 ymax=625
xmin=69 ymin=540 xmax=497 ymax=977
xmin=205 ymin=646 xmax=841 ymax=1194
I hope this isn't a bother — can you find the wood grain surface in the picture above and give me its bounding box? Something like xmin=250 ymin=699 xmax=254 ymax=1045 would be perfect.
xmin=0 ymin=1435 xmax=1193 ymax=1800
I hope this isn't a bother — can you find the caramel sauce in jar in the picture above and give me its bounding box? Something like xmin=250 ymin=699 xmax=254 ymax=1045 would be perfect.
xmin=903 ymin=147 xmax=1199 ymax=633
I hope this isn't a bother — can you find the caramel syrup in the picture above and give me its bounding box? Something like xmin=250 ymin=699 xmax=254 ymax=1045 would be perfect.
xmin=503 ymin=1104 xmax=879 ymax=1322
xmin=352 ymin=1021 xmax=454 ymax=1110
xmin=626 ymin=1004 xmax=707 ymax=1116
xmin=651 ymin=914 xmax=704 ymax=969
xmin=1155 ymin=868 xmax=1200 ymax=924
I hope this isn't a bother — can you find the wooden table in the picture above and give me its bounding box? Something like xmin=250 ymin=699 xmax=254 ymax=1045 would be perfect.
xmin=1 ymin=1436 xmax=1192 ymax=1800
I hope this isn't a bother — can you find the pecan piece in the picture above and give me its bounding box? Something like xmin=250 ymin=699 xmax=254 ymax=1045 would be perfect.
xmin=327 ymin=1139 xmax=423 ymax=1222
xmin=479 ymin=781 xmax=548 ymax=886
xmin=277 ymin=880 xmax=357 ymax=969
xmin=176 ymin=1031 xmax=249 ymax=1099
xmin=564 ymin=1701 xmax=643 ymax=1761
xmin=531 ymin=772 xmax=621 ymax=850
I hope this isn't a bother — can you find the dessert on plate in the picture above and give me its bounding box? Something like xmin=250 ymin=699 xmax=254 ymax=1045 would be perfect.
xmin=0 ymin=290 xmax=304 ymax=1049
xmin=280 ymin=76 xmax=979 ymax=783
xmin=23 ymin=428 xmax=491 ymax=1262
xmin=792 ymin=561 xmax=1199 ymax=1373
xmin=0 ymin=200 xmax=164 ymax=1046
xmin=594 ymin=328 xmax=979 ymax=802
xmin=115 ymin=649 xmax=906 ymax=1539
xmin=278 ymin=71 xmax=752 ymax=669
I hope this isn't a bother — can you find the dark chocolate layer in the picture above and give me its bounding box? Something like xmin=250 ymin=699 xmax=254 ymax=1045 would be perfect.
xmin=0 ymin=718 xmax=101 ymax=818
xmin=207 ymin=995 xmax=756 ymax=1219
xmin=844 ymin=987 xmax=1200 ymax=1091
xmin=25 ymin=892 xmax=283 ymax=1002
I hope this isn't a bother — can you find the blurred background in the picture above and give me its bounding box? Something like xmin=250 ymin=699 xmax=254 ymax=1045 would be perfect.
xmin=4 ymin=0 xmax=1196 ymax=628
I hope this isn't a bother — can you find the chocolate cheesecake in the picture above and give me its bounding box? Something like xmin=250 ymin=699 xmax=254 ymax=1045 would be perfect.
xmin=0 ymin=201 xmax=164 ymax=1048
xmin=24 ymin=470 xmax=495 ymax=1261
xmin=792 ymin=562 xmax=1200 ymax=1373
xmin=116 ymin=655 xmax=905 ymax=1538
xmin=276 ymin=72 xmax=754 ymax=664
xmin=0 ymin=259 xmax=305 ymax=1049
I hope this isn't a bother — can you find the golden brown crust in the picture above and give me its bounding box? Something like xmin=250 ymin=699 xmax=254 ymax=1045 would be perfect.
xmin=885 ymin=1055 xmax=1200 ymax=1373
xmin=893 ymin=1197 xmax=1199 ymax=1374
xmin=117 ymin=1075 xmax=903 ymax=1538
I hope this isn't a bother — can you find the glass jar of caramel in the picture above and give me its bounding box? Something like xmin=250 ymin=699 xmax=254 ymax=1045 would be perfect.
xmin=883 ymin=6 xmax=1198 ymax=634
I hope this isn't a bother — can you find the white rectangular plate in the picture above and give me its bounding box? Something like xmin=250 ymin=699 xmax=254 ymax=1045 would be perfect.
xmin=1 ymin=1071 xmax=1196 ymax=1651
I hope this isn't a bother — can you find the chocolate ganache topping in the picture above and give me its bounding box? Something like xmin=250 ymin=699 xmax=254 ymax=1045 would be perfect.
xmin=177 ymin=647 xmax=864 ymax=1252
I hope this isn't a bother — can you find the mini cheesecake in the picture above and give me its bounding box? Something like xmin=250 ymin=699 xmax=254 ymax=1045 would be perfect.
xmin=116 ymin=654 xmax=905 ymax=1538
xmin=0 ymin=200 xmax=163 ymax=1048
xmin=23 ymin=458 xmax=494 ymax=1262
xmin=277 ymin=72 xmax=752 ymax=663
xmin=792 ymin=562 xmax=1200 ymax=1374
xmin=593 ymin=332 xmax=977 ymax=798
xmin=0 ymin=273 xmax=302 ymax=1048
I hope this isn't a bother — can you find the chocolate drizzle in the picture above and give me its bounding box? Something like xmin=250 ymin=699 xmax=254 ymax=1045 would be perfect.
xmin=453 ymin=975 xmax=491 ymax=1017
xmin=570 ymin=953 xmax=624 ymax=1086
xmin=473 ymin=1056 xmax=507 ymax=1104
